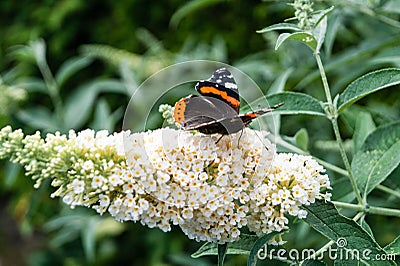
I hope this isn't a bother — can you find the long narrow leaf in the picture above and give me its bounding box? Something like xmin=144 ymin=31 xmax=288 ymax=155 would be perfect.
xmin=352 ymin=122 xmax=400 ymax=196
xmin=337 ymin=68 xmax=400 ymax=112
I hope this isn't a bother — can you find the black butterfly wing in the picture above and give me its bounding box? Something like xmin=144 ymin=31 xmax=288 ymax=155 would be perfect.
xmin=195 ymin=68 xmax=240 ymax=114
xmin=174 ymin=95 xmax=241 ymax=134
xmin=239 ymin=102 xmax=285 ymax=126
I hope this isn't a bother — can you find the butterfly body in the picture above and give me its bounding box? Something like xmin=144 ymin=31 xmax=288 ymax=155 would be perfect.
xmin=173 ymin=68 xmax=283 ymax=135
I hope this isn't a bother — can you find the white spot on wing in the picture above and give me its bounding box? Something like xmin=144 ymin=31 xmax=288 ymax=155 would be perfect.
xmin=224 ymin=82 xmax=237 ymax=89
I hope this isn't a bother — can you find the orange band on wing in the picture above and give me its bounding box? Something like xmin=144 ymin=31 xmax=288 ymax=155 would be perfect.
xmin=245 ymin=113 xmax=259 ymax=119
xmin=199 ymin=86 xmax=239 ymax=108
xmin=174 ymin=97 xmax=188 ymax=124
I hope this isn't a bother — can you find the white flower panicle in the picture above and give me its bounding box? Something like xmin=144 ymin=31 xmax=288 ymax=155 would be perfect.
xmin=290 ymin=0 xmax=315 ymax=30
xmin=247 ymin=153 xmax=331 ymax=236
xmin=158 ymin=104 xmax=176 ymax=126
xmin=0 ymin=126 xmax=331 ymax=244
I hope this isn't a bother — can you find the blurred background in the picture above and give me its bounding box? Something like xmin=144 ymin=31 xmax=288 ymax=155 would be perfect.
xmin=0 ymin=0 xmax=400 ymax=265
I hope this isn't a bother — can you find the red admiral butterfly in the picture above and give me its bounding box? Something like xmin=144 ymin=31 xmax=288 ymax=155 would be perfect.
xmin=174 ymin=68 xmax=283 ymax=135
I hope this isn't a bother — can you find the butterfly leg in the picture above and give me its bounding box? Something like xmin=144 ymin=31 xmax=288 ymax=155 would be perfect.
xmin=215 ymin=134 xmax=225 ymax=144
xmin=237 ymin=128 xmax=244 ymax=147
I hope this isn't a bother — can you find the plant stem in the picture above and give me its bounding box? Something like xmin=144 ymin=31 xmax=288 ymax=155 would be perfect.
xmin=368 ymin=205 xmax=400 ymax=217
xmin=376 ymin=184 xmax=400 ymax=199
xmin=307 ymin=240 xmax=335 ymax=261
xmin=37 ymin=60 xmax=63 ymax=117
xmin=217 ymin=244 xmax=227 ymax=266
xmin=278 ymin=136 xmax=400 ymax=199
xmin=332 ymin=201 xmax=400 ymax=217
xmin=315 ymin=54 xmax=333 ymax=110
xmin=316 ymin=157 xmax=348 ymax=177
xmin=330 ymin=118 xmax=363 ymax=203
xmin=275 ymin=136 xmax=305 ymax=154
xmin=33 ymin=41 xmax=64 ymax=126
xmin=314 ymin=52 xmax=364 ymax=205
xmin=352 ymin=212 xmax=364 ymax=221
xmin=332 ymin=201 xmax=363 ymax=211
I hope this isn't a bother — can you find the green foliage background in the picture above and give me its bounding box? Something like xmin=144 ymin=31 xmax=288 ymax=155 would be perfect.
xmin=0 ymin=0 xmax=399 ymax=265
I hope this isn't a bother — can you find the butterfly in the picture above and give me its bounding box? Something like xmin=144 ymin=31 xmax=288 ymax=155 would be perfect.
xmin=173 ymin=68 xmax=283 ymax=135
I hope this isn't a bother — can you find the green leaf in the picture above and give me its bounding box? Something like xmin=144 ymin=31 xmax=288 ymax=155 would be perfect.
xmin=247 ymin=231 xmax=282 ymax=266
xmin=294 ymin=128 xmax=309 ymax=151
xmin=191 ymin=243 xmax=220 ymax=258
xmin=297 ymin=36 xmax=400 ymax=90
xmin=352 ymin=122 xmax=400 ymax=196
xmin=324 ymin=11 xmax=341 ymax=58
xmin=257 ymin=92 xmax=325 ymax=116
xmin=18 ymin=78 xmax=47 ymax=93
xmin=90 ymin=98 xmax=112 ymax=131
xmin=16 ymin=107 xmax=59 ymax=131
xmin=275 ymin=32 xmax=317 ymax=51
xmin=311 ymin=7 xmax=334 ymax=53
xmin=170 ymin=0 xmax=226 ymax=27
xmin=384 ymin=235 xmax=400 ymax=255
xmin=192 ymin=234 xmax=258 ymax=258
xmin=82 ymin=217 xmax=97 ymax=263
xmin=257 ymin=23 xmax=301 ymax=33
xmin=331 ymin=178 xmax=355 ymax=202
xmin=358 ymin=216 xmax=374 ymax=239
xmin=313 ymin=16 xmax=327 ymax=52
xmin=5 ymin=162 xmax=21 ymax=188
xmin=64 ymin=79 xmax=125 ymax=129
xmin=64 ymin=83 xmax=99 ymax=129
xmin=313 ymin=6 xmax=335 ymax=28
xmin=268 ymin=68 xmax=293 ymax=94
xmin=333 ymin=258 xmax=364 ymax=266
xmin=90 ymin=99 xmax=123 ymax=131
xmin=303 ymin=200 xmax=393 ymax=265
xmin=381 ymin=0 xmax=400 ymax=14
xmin=337 ymin=68 xmax=400 ymax=113
xmin=29 ymin=39 xmax=47 ymax=65
xmin=302 ymin=259 xmax=327 ymax=266
xmin=281 ymin=128 xmax=309 ymax=151
xmin=353 ymin=111 xmax=376 ymax=153
xmin=217 ymin=244 xmax=227 ymax=266
xmin=55 ymin=56 xmax=93 ymax=87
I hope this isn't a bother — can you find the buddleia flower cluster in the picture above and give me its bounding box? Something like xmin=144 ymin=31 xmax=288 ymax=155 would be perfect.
xmin=0 ymin=125 xmax=331 ymax=244
xmin=290 ymin=0 xmax=315 ymax=31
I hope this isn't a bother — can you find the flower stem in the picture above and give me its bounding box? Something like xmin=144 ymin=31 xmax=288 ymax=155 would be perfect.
xmin=368 ymin=205 xmax=400 ymax=217
xmin=33 ymin=42 xmax=64 ymax=127
xmin=376 ymin=185 xmax=400 ymax=199
xmin=314 ymin=52 xmax=364 ymax=205
xmin=308 ymin=240 xmax=335 ymax=260
xmin=332 ymin=201 xmax=400 ymax=217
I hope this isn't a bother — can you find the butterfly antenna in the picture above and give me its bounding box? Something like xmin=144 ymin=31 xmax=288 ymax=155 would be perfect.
xmin=256 ymin=130 xmax=270 ymax=151
xmin=248 ymin=102 xmax=283 ymax=151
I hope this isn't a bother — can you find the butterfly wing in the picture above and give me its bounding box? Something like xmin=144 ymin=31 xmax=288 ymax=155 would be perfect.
xmin=195 ymin=68 xmax=240 ymax=113
xmin=174 ymin=95 xmax=239 ymax=133
xmin=239 ymin=102 xmax=285 ymax=126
